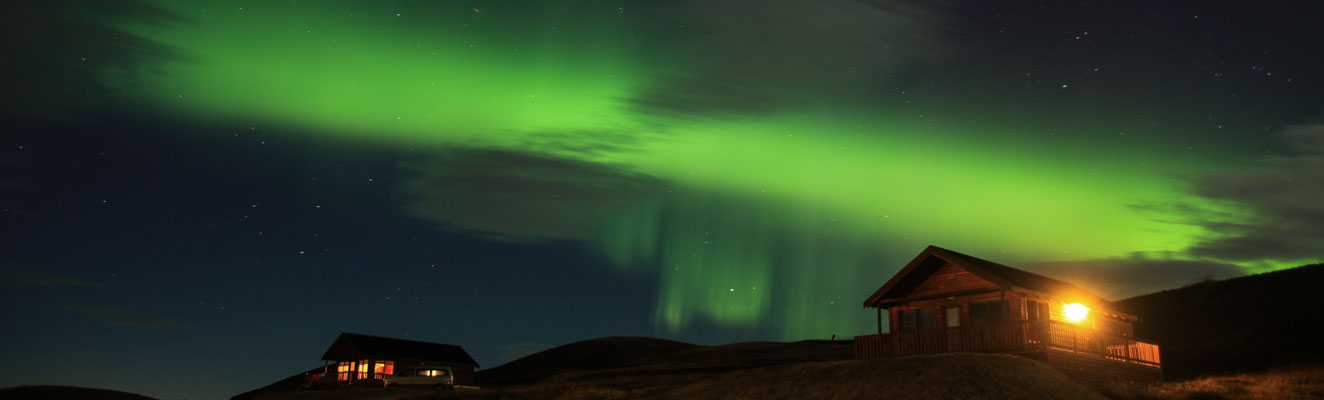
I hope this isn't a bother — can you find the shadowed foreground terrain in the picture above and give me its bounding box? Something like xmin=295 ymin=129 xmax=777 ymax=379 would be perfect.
xmin=242 ymin=352 xmax=1107 ymax=400
xmin=476 ymin=336 xmax=702 ymax=386
xmin=0 ymin=385 xmax=157 ymax=400
xmin=1114 ymin=263 xmax=1324 ymax=379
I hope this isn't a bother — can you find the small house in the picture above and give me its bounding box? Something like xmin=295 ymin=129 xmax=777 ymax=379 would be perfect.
xmin=856 ymin=245 xmax=1162 ymax=386
xmin=319 ymin=332 xmax=479 ymax=386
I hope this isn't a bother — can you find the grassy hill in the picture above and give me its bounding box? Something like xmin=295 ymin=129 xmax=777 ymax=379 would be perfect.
xmin=0 ymin=385 xmax=157 ymax=400
xmin=1112 ymin=263 xmax=1324 ymax=379
xmin=234 ymin=335 xmax=1324 ymax=400
xmin=232 ymin=366 xmax=328 ymax=400
xmin=234 ymin=352 xmax=1108 ymax=400
xmin=545 ymin=339 xmax=853 ymax=386
xmin=476 ymin=336 xmax=700 ymax=386
xmin=476 ymin=352 xmax=1107 ymax=400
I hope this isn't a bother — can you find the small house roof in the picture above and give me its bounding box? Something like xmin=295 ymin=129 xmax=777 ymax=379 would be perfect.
xmin=864 ymin=245 xmax=1133 ymax=318
xmin=321 ymin=332 xmax=479 ymax=367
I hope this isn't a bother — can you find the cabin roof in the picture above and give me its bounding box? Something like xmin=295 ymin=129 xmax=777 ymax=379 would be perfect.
xmin=864 ymin=245 xmax=1119 ymax=313
xmin=321 ymin=332 xmax=479 ymax=367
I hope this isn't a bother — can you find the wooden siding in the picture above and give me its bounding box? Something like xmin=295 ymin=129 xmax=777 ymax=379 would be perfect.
xmin=856 ymin=320 xmax=1161 ymax=385
xmin=908 ymin=262 xmax=999 ymax=298
xmin=856 ymin=319 xmax=1045 ymax=357
xmin=886 ymin=291 xmax=1021 ymax=333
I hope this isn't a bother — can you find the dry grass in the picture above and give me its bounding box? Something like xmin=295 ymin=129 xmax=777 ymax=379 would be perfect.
xmin=245 ymin=363 xmax=1324 ymax=400
xmin=443 ymin=352 xmax=1105 ymax=400
xmin=654 ymin=353 xmax=1106 ymax=400
xmin=1103 ymin=366 xmax=1324 ymax=400
xmin=0 ymin=385 xmax=156 ymax=400
xmin=243 ymin=387 xmax=446 ymax=400
xmin=245 ymin=353 xmax=1108 ymax=400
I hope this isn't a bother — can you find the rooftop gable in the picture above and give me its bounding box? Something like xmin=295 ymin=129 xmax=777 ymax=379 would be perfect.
xmin=321 ymin=332 xmax=479 ymax=367
xmin=864 ymin=245 xmax=1111 ymax=310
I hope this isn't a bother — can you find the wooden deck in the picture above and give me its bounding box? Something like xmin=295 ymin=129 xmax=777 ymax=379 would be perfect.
xmin=855 ymin=320 xmax=1162 ymax=385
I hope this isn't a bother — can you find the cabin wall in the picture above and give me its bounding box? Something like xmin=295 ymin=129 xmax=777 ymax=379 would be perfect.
xmin=1021 ymin=293 xmax=1136 ymax=337
xmin=452 ymin=366 xmax=475 ymax=386
xmin=327 ymin=358 xmax=477 ymax=386
xmin=887 ymin=290 xmax=1022 ymax=330
xmin=908 ymin=262 xmax=999 ymax=297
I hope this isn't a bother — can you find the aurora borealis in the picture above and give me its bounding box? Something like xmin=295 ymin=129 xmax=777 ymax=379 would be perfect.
xmin=3 ymin=1 xmax=1322 ymax=398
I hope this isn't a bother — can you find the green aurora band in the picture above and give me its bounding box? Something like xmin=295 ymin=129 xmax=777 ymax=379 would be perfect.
xmin=100 ymin=1 xmax=1300 ymax=340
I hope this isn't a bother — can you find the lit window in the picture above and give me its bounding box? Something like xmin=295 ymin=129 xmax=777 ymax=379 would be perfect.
xmin=374 ymin=361 xmax=394 ymax=379
xmin=357 ymin=359 xmax=370 ymax=380
xmin=336 ymin=362 xmax=352 ymax=381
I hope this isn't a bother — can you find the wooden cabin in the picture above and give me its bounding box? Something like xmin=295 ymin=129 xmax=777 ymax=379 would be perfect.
xmin=318 ymin=332 xmax=479 ymax=387
xmin=856 ymin=246 xmax=1162 ymax=386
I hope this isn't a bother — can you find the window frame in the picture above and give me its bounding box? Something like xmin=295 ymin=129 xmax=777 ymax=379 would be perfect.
xmin=969 ymin=300 xmax=1009 ymax=325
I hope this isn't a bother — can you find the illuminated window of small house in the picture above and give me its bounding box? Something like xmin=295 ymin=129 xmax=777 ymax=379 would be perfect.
xmin=357 ymin=359 xmax=370 ymax=380
xmin=420 ymin=368 xmax=449 ymax=377
xmin=336 ymin=361 xmax=352 ymax=381
xmin=374 ymin=361 xmax=394 ymax=379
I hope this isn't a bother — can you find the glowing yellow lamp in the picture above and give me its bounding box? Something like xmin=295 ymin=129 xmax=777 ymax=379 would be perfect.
xmin=1063 ymin=303 xmax=1090 ymax=323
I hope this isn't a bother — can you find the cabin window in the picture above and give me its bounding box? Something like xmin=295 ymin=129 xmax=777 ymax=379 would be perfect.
xmin=374 ymin=361 xmax=394 ymax=379
xmin=970 ymin=300 xmax=1008 ymax=324
xmin=420 ymin=368 xmax=449 ymax=377
xmin=336 ymin=361 xmax=352 ymax=381
xmin=357 ymin=359 xmax=370 ymax=380
xmin=945 ymin=307 xmax=960 ymax=328
xmin=899 ymin=308 xmax=935 ymax=332
xmin=1026 ymin=300 xmax=1048 ymax=320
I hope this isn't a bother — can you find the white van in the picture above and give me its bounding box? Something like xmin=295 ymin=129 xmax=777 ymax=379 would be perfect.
xmin=383 ymin=365 xmax=455 ymax=389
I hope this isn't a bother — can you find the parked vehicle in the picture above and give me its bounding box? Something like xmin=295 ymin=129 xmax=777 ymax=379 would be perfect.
xmin=383 ymin=365 xmax=455 ymax=389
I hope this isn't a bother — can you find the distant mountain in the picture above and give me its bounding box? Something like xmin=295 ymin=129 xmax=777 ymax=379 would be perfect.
xmin=476 ymin=336 xmax=700 ymax=386
xmin=0 ymin=385 xmax=156 ymax=400
xmin=1113 ymin=263 xmax=1324 ymax=379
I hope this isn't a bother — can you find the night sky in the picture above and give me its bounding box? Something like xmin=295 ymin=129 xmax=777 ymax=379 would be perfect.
xmin=3 ymin=1 xmax=1323 ymax=399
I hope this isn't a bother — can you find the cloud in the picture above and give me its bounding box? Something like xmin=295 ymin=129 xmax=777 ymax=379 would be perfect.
xmin=1 ymin=1 xmax=188 ymax=118
xmin=399 ymin=148 xmax=668 ymax=242
xmin=0 ymin=265 xmax=103 ymax=287
xmin=60 ymin=304 xmax=189 ymax=329
xmin=629 ymin=0 xmax=943 ymax=117
xmin=1026 ymin=254 xmax=1246 ymax=300
xmin=1173 ymin=125 xmax=1324 ymax=263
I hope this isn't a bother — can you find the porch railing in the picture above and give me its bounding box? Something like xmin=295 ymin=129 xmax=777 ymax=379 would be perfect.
xmin=855 ymin=319 xmax=1160 ymax=366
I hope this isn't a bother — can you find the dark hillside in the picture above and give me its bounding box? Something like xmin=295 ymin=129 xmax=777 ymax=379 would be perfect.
xmin=475 ymin=336 xmax=700 ymax=386
xmin=0 ymin=385 xmax=157 ymax=400
xmin=549 ymin=339 xmax=853 ymax=385
xmin=232 ymin=366 xmax=326 ymax=400
xmin=1113 ymin=263 xmax=1324 ymax=379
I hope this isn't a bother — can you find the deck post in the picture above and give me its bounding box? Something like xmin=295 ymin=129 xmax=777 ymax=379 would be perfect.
xmin=1072 ymin=327 xmax=1078 ymax=354
xmin=876 ymin=308 xmax=883 ymax=334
